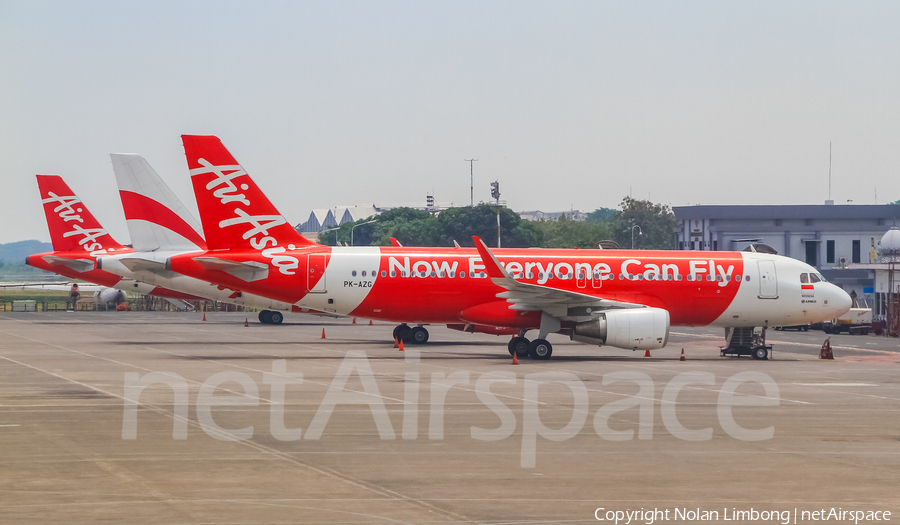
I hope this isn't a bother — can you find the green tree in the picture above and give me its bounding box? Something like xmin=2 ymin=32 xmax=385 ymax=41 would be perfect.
xmin=532 ymin=216 xmax=613 ymax=249
xmin=610 ymin=196 xmax=677 ymax=249
xmin=434 ymin=204 xmax=542 ymax=248
xmin=586 ymin=207 xmax=618 ymax=223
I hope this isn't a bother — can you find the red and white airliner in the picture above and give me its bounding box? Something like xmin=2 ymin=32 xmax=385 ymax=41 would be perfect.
xmin=162 ymin=135 xmax=851 ymax=360
xmin=95 ymin=153 xmax=325 ymax=322
xmin=27 ymin=175 xmax=196 ymax=307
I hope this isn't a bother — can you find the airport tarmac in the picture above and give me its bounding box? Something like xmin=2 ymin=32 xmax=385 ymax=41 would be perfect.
xmin=0 ymin=312 xmax=898 ymax=524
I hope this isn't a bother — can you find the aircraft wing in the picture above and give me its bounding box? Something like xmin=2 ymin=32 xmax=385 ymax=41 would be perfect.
xmin=472 ymin=236 xmax=646 ymax=318
xmin=0 ymin=282 xmax=105 ymax=292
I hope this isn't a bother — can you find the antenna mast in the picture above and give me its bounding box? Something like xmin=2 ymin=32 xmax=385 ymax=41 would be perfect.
xmin=465 ymin=159 xmax=478 ymax=206
xmin=828 ymin=142 xmax=832 ymax=201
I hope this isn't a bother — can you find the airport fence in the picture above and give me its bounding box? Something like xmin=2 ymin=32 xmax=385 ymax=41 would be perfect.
xmin=0 ymin=297 xmax=250 ymax=313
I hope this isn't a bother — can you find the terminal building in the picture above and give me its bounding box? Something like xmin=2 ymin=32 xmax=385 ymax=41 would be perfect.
xmin=672 ymin=203 xmax=900 ymax=320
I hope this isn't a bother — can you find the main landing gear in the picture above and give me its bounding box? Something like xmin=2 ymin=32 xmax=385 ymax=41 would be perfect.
xmin=508 ymin=335 xmax=553 ymax=360
xmin=258 ymin=310 xmax=284 ymax=325
xmin=393 ymin=324 xmax=429 ymax=344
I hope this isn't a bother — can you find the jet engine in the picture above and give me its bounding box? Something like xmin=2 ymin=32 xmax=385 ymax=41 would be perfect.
xmin=94 ymin=287 xmax=127 ymax=306
xmin=572 ymin=307 xmax=670 ymax=350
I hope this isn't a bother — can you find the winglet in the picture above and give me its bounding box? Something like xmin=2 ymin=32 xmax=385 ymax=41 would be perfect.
xmin=472 ymin=236 xmax=512 ymax=280
xmin=453 ymin=240 xmax=461 ymax=248
xmin=390 ymin=237 xmax=403 ymax=247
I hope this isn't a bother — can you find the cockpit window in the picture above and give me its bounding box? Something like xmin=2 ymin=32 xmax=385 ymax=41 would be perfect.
xmin=800 ymin=273 xmax=809 ymax=284
xmin=810 ymin=273 xmax=823 ymax=283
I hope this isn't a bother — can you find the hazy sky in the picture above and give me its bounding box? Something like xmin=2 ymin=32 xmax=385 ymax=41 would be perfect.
xmin=2 ymin=1 xmax=899 ymax=245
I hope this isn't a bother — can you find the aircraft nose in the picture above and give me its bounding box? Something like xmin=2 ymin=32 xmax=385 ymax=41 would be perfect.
xmin=831 ymin=286 xmax=852 ymax=316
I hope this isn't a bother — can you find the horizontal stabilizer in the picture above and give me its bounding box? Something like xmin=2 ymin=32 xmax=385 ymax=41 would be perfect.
xmin=40 ymin=256 xmax=94 ymax=273
xmin=116 ymin=257 xmax=175 ymax=277
xmin=192 ymin=257 xmax=269 ymax=282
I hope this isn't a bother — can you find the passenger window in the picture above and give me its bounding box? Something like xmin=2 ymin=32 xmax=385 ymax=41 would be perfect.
xmin=449 ymin=271 xmax=455 ymax=277
xmin=676 ymin=275 xmax=682 ymax=281
xmin=439 ymin=271 xmax=445 ymax=278
xmin=382 ymin=270 xmax=387 ymax=277
xmin=401 ymin=271 xmax=408 ymax=277
xmin=734 ymin=275 xmax=740 ymax=282
xmin=361 ymin=271 xmax=366 ymax=277
xmin=390 ymin=271 xmax=396 ymax=277
xmin=421 ymin=271 xmax=427 ymax=277
xmin=745 ymin=275 xmax=750 ymax=281
xmin=800 ymin=273 xmax=809 ymax=284
xmin=460 ymin=272 xmax=466 ymax=278
xmin=810 ymin=273 xmax=821 ymax=283
xmin=352 ymin=270 xmax=357 ymax=277
xmin=430 ymin=271 xmax=436 ymax=278
xmin=479 ymin=272 xmax=486 ymax=278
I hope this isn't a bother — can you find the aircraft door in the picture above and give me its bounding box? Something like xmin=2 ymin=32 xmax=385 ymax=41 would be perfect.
xmin=757 ymin=260 xmax=778 ymax=299
xmin=577 ymin=267 xmax=587 ymax=288
xmin=307 ymin=254 xmax=327 ymax=293
xmin=592 ymin=270 xmax=603 ymax=289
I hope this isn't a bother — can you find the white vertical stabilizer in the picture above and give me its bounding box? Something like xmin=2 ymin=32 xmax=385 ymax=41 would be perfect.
xmin=111 ymin=154 xmax=206 ymax=252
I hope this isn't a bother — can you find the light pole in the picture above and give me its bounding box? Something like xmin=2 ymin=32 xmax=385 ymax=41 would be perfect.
xmin=321 ymin=226 xmax=341 ymax=246
xmin=631 ymin=224 xmax=643 ymax=249
xmin=351 ymin=219 xmax=377 ymax=246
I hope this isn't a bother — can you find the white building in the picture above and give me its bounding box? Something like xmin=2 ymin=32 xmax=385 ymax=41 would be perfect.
xmin=673 ymin=203 xmax=900 ymax=314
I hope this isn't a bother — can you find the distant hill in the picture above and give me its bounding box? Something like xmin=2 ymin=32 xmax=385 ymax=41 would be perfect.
xmin=0 ymin=240 xmax=56 ymax=280
xmin=0 ymin=240 xmax=52 ymax=262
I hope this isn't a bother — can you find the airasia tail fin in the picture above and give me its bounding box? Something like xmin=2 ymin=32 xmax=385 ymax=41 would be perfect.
xmin=111 ymin=154 xmax=207 ymax=252
xmin=181 ymin=135 xmax=317 ymax=251
xmin=36 ymin=175 xmax=127 ymax=253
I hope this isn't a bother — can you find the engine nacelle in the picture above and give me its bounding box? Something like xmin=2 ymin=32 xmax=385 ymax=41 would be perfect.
xmin=95 ymin=287 xmax=126 ymax=305
xmin=572 ymin=308 xmax=670 ymax=350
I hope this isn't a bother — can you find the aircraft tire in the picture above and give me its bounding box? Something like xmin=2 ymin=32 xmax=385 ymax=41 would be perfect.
xmin=259 ymin=310 xmax=273 ymax=324
xmin=752 ymin=347 xmax=768 ymax=360
xmin=394 ymin=324 xmax=411 ymax=342
xmin=393 ymin=324 xmax=410 ymax=341
xmin=408 ymin=326 xmax=429 ymax=344
xmin=269 ymin=311 xmax=284 ymax=325
xmin=508 ymin=337 xmax=530 ymax=356
xmin=528 ymin=339 xmax=553 ymax=360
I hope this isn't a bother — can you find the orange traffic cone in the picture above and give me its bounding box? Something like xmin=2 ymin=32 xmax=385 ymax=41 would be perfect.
xmin=394 ymin=337 xmax=399 ymax=348
xmin=321 ymin=329 xmax=326 ymax=339
xmin=399 ymin=339 xmax=404 ymax=352
xmin=369 ymin=319 xmax=373 ymax=326
xmin=352 ymin=318 xmax=357 ymax=324
xmin=202 ymin=312 xmax=207 ymax=322
xmin=680 ymin=348 xmax=685 ymax=361
xmin=644 ymin=349 xmax=651 ymax=357
xmin=244 ymin=318 xmax=249 ymax=327
xmin=512 ymin=351 xmax=518 ymax=365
